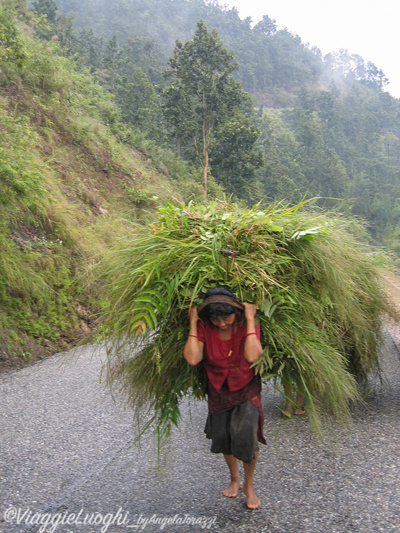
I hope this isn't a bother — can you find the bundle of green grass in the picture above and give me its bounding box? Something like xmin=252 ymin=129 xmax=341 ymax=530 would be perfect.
xmin=99 ymin=200 xmax=393 ymax=440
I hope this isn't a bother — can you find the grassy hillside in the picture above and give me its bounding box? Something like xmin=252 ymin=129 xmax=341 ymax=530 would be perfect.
xmin=0 ymin=2 xmax=214 ymax=371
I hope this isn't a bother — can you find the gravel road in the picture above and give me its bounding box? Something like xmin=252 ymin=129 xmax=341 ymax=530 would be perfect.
xmin=1 ymin=335 xmax=400 ymax=533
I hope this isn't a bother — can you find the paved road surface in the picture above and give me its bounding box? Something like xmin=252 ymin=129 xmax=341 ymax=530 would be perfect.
xmin=1 ymin=335 xmax=400 ymax=533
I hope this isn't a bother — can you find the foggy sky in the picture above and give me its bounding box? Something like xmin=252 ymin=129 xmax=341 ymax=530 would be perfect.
xmin=221 ymin=0 xmax=400 ymax=98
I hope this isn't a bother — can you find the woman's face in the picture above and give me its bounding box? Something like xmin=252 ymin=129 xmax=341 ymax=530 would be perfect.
xmin=210 ymin=313 xmax=236 ymax=330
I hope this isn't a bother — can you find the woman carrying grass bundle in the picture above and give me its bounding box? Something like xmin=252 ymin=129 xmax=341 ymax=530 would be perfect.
xmin=184 ymin=287 xmax=266 ymax=510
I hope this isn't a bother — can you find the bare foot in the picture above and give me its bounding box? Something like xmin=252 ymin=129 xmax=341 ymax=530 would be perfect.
xmin=243 ymin=483 xmax=261 ymax=509
xmin=223 ymin=478 xmax=240 ymax=498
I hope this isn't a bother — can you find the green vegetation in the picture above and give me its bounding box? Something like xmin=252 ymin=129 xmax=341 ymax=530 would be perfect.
xmin=0 ymin=2 xmax=201 ymax=368
xmin=100 ymin=201 xmax=394 ymax=440
xmin=1 ymin=0 xmax=399 ymax=378
xmin=162 ymin=20 xmax=262 ymax=198
xmin=43 ymin=0 xmax=400 ymax=248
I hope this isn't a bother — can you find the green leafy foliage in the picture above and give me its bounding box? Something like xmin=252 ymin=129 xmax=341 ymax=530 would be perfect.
xmin=0 ymin=2 xmax=27 ymax=78
xmin=100 ymin=200 xmax=394 ymax=441
xmin=53 ymin=0 xmax=322 ymax=94
xmin=0 ymin=110 xmax=46 ymax=211
xmin=32 ymin=0 xmax=58 ymax=23
xmin=162 ymin=21 xmax=261 ymax=197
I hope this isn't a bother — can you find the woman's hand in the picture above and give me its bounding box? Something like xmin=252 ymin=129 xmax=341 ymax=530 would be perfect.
xmin=188 ymin=306 xmax=199 ymax=324
xmin=243 ymin=302 xmax=257 ymax=321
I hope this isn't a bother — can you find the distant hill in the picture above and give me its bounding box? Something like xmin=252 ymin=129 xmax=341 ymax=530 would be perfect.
xmin=51 ymin=0 xmax=400 ymax=247
xmin=54 ymin=0 xmax=387 ymax=100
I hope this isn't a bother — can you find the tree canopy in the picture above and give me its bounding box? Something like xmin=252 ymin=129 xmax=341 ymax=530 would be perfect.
xmin=162 ymin=21 xmax=261 ymax=197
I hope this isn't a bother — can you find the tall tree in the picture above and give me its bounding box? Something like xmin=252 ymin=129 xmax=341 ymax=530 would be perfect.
xmin=101 ymin=35 xmax=122 ymax=92
xmin=162 ymin=20 xmax=252 ymax=197
xmin=115 ymin=67 xmax=162 ymax=137
xmin=32 ymin=0 xmax=58 ymax=23
xmin=0 ymin=4 xmax=27 ymax=74
xmin=210 ymin=110 xmax=263 ymax=201
xmin=253 ymin=15 xmax=277 ymax=36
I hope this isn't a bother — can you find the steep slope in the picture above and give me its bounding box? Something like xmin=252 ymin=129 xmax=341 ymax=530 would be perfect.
xmin=0 ymin=3 xmax=196 ymax=371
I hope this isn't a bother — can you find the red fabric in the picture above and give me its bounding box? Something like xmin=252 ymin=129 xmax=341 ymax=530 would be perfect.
xmin=197 ymin=320 xmax=261 ymax=392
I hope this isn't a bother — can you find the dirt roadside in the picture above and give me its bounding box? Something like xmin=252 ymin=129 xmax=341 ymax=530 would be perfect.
xmin=381 ymin=271 xmax=400 ymax=306
xmin=381 ymin=271 xmax=400 ymax=350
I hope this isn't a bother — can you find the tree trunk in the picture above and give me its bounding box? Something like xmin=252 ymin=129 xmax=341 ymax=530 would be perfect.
xmin=203 ymin=147 xmax=208 ymax=197
xmin=203 ymin=117 xmax=208 ymax=197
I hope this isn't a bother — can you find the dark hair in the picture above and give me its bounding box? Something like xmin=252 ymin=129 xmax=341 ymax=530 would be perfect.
xmin=198 ymin=287 xmax=244 ymax=324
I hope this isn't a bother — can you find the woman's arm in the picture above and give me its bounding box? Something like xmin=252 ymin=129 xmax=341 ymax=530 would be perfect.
xmin=243 ymin=303 xmax=263 ymax=363
xmin=183 ymin=306 xmax=204 ymax=366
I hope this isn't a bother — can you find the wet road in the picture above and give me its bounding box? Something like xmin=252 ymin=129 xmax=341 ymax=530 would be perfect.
xmin=1 ymin=335 xmax=400 ymax=533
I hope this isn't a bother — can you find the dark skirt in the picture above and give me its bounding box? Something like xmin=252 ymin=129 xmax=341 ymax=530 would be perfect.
xmin=204 ymin=400 xmax=259 ymax=464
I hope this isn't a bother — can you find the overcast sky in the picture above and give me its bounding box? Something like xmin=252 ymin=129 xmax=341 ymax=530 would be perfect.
xmin=220 ymin=0 xmax=400 ymax=98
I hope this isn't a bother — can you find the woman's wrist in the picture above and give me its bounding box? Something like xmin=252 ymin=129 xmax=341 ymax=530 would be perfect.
xmin=246 ymin=319 xmax=256 ymax=330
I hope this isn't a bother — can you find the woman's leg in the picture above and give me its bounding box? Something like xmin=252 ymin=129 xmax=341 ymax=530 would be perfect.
xmin=243 ymin=451 xmax=260 ymax=509
xmin=223 ymin=454 xmax=241 ymax=497
xmin=294 ymin=387 xmax=305 ymax=415
xmin=283 ymin=383 xmax=305 ymax=416
xmin=283 ymin=383 xmax=294 ymax=416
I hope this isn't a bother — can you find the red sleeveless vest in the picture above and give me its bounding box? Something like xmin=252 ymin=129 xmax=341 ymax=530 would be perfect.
xmin=197 ymin=320 xmax=261 ymax=392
